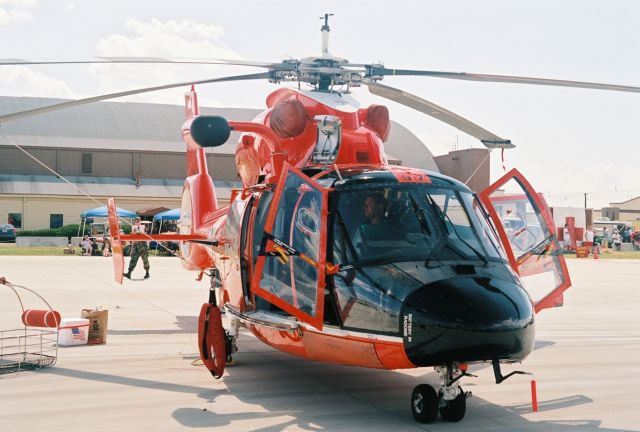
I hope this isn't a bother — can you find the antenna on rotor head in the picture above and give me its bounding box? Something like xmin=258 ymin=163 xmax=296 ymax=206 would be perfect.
xmin=320 ymin=13 xmax=334 ymax=57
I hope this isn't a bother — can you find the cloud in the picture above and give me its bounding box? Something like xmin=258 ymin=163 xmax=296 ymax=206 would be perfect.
xmin=0 ymin=66 xmax=80 ymax=98
xmin=0 ymin=0 xmax=37 ymax=24
xmin=89 ymin=18 xmax=253 ymax=106
xmin=96 ymin=18 xmax=233 ymax=55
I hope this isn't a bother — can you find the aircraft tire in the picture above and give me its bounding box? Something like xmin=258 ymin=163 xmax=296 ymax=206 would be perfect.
xmin=439 ymin=387 xmax=466 ymax=422
xmin=411 ymin=384 xmax=438 ymax=423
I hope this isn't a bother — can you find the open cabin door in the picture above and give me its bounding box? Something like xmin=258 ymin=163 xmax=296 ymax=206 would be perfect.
xmin=252 ymin=164 xmax=329 ymax=330
xmin=479 ymin=168 xmax=571 ymax=313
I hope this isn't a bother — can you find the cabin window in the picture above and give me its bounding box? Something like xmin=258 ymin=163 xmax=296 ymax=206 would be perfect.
xmin=296 ymin=207 xmax=318 ymax=235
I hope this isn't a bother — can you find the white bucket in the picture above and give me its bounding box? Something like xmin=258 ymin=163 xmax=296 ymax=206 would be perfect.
xmin=58 ymin=318 xmax=90 ymax=346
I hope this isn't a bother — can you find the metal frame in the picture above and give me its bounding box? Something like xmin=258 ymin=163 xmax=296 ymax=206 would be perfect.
xmin=252 ymin=163 xmax=329 ymax=330
xmin=479 ymin=168 xmax=571 ymax=313
xmin=0 ymin=282 xmax=59 ymax=374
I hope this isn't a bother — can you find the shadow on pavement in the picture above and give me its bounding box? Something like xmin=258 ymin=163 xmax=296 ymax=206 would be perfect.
xmin=169 ymin=346 xmax=630 ymax=432
xmin=108 ymin=315 xmax=197 ymax=335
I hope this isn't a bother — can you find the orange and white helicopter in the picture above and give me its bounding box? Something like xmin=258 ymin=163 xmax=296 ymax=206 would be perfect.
xmin=2 ymin=14 xmax=639 ymax=424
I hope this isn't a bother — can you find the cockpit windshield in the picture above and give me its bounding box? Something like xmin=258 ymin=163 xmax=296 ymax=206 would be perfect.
xmin=333 ymin=184 xmax=506 ymax=265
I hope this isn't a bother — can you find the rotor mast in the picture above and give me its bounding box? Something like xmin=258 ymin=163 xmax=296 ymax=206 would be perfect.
xmin=320 ymin=13 xmax=333 ymax=57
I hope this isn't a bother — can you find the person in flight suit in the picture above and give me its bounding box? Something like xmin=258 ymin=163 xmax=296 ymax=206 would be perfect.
xmin=353 ymin=192 xmax=403 ymax=256
xmin=123 ymin=218 xmax=150 ymax=279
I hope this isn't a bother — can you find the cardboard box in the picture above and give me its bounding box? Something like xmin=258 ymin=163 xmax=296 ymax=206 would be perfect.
xmin=81 ymin=308 xmax=108 ymax=345
xmin=59 ymin=318 xmax=89 ymax=346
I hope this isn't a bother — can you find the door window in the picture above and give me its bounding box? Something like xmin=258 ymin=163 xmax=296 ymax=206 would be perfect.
xmin=252 ymin=165 xmax=328 ymax=329
xmin=480 ymin=169 xmax=571 ymax=312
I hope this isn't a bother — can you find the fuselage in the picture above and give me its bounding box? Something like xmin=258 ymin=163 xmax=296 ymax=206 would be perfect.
xmin=205 ymin=166 xmax=535 ymax=369
xmin=179 ymin=87 xmax=536 ymax=370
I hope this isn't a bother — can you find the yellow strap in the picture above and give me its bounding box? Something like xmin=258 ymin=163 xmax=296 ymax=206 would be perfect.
xmin=272 ymin=244 xmax=289 ymax=264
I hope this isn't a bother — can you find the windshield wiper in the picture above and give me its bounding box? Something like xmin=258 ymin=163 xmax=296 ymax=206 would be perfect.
xmin=441 ymin=211 xmax=488 ymax=266
xmin=425 ymin=194 xmax=450 ymax=234
xmin=420 ymin=192 xmax=487 ymax=267
xmin=406 ymin=193 xmax=447 ymax=268
xmin=408 ymin=193 xmax=432 ymax=236
xmin=335 ymin=209 xmax=358 ymax=260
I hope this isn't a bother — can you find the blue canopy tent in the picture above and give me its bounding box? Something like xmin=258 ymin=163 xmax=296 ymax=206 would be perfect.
xmin=81 ymin=206 xmax=137 ymax=218
xmin=152 ymin=208 xmax=180 ymax=236
xmin=78 ymin=205 xmax=138 ymax=238
xmin=149 ymin=208 xmax=180 ymax=252
xmin=152 ymin=208 xmax=180 ymax=221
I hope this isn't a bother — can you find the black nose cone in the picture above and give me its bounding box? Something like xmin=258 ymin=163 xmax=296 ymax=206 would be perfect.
xmin=402 ymin=277 xmax=535 ymax=366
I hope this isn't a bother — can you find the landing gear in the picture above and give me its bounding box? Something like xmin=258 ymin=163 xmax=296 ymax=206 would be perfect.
xmin=224 ymin=328 xmax=237 ymax=365
xmin=439 ymin=386 xmax=467 ymax=422
xmin=411 ymin=384 xmax=438 ymax=423
xmin=435 ymin=364 xmax=471 ymax=422
xmin=411 ymin=363 xmax=473 ymax=423
xmin=224 ymin=314 xmax=240 ymax=365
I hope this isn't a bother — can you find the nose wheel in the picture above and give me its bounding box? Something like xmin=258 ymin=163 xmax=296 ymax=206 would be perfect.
xmin=438 ymin=386 xmax=467 ymax=422
xmin=411 ymin=384 xmax=438 ymax=423
xmin=411 ymin=363 xmax=473 ymax=423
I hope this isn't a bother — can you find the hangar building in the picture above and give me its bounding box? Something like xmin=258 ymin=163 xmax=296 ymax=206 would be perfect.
xmin=0 ymin=95 xmax=442 ymax=231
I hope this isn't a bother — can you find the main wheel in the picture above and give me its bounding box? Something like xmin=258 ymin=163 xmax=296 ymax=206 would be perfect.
xmin=411 ymin=384 xmax=438 ymax=423
xmin=439 ymin=387 xmax=467 ymax=422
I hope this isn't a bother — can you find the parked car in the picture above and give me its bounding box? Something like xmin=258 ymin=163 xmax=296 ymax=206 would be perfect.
xmin=0 ymin=224 xmax=17 ymax=242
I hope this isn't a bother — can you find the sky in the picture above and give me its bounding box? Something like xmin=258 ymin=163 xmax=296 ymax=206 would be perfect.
xmin=0 ymin=0 xmax=638 ymax=209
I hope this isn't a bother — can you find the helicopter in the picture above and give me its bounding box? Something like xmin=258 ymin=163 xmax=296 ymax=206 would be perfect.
xmin=2 ymin=14 xmax=639 ymax=424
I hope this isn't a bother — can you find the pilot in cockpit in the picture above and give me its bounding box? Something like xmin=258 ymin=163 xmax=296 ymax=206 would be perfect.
xmin=362 ymin=192 xmax=387 ymax=226
xmin=353 ymin=192 xmax=407 ymax=256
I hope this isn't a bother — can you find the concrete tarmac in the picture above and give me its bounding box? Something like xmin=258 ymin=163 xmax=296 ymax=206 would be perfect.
xmin=0 ymin=256 xmax=639 ymax=431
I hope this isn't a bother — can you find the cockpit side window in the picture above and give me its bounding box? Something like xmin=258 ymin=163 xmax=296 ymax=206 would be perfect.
xmin=332 ymin=210 xmax=406 ymax=334
xmin=330 ymin=186 xmax=430 ymax=334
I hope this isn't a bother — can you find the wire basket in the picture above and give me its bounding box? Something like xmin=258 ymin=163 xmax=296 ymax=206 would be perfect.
xmin=0 ymin=278 xmax=59 ymax=375
xmin=0 ymin=328 xmax=58 ymax=374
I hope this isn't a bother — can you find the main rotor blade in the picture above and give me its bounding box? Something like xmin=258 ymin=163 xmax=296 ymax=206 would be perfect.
xmin=365 ymin=81 xmax=513 ymax=148
xmin=375 ymin=68 xmax=640 ymax=93
xmin=0 ymin=57 xmax=280 ymax=69
xmin=0 ymin=71 xmax=271 ymax=124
